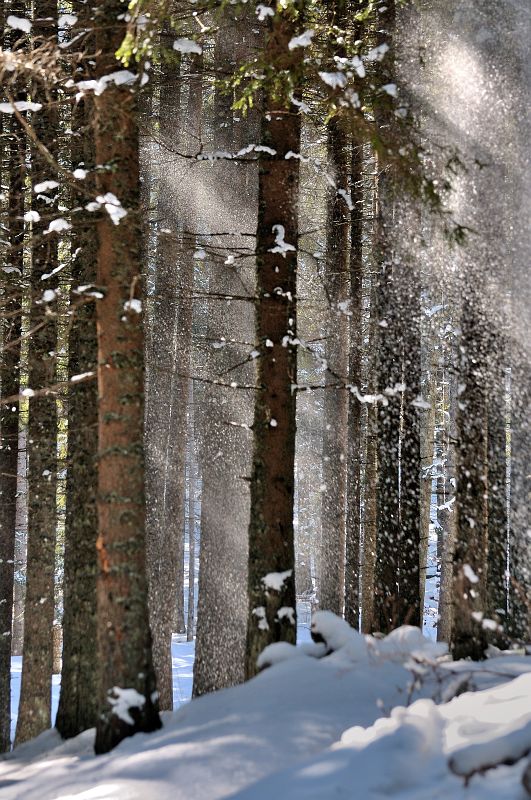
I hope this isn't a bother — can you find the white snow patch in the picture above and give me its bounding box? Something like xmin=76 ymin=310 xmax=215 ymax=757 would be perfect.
xmin=107 ymin=687 xmax=145 ymax=726
xmin=262 ymin=570 xmax=293 ymax=591
xmin=6 ymin=15 xmax=31 ymax=32
xmin=268 ymin=224 xmax=296 ymax=257
xmin=173 ymin=38 xmax=202 ymax=55
xmin=288 ymin=30 xmax=314 ymax=50
xmin=256 ymin=4 xmax=274 ymax=21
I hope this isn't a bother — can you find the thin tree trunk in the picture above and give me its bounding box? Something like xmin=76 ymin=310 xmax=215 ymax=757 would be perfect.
xmin=0 ymin=45 xmax=24 ymax=751
xmin=361 ymin=267 xmax=379 ymax=634
xmin=345 ymin=139 xmax=364 ymax=629
xmin=245 ymin=5 xmax=303 ymax=679
xmin=485 ymin=338 xmax=509 ymax=637
xmin=186 ymin=397 xmax=196 ymax=642
xmin=93 ymin=0 xmax=160 ymax=753
xmin=437 ymin=366 xmax=457 ymax=643
xmin=15 ymin=0 xmax=59 ymax=745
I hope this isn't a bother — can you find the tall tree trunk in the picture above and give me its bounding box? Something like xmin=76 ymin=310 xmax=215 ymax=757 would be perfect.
xmin=361 ymin=264 xmax=379 ymax=634
xmin=372 ymin=0 xmax=422 ymax=632
xmin=345 ymin=139 xmax=364 ymax=629
xmin=56 ymin=84 xmax=98 ymax=739
xmin=93 ymin=0 xmax=160 ymax=754
xmin=0 ymin=43 xmax=25 ymax=750
xmin=451 ymin=288 xmax=489 ymax=660
xmin=485 ymin=337 xmax=509 ymax=638
xmin=245 ymin=4 xmax=303 ymax=679
xmin=193 ymin=16 xmax=256 ymax=696
xmin=419 ymin=359 xmax=436 ymax=615
xmin=145 ymin=49 xmax=192 ymax=711
xmin=437 ymin=366 xmax=457 ymax=643
xmin=319 ymin=116 xmax=350 ymax=616
xmin=186 ymin=395 xmax=196 ymax=642
xmin=15 ymin=0 xmax=59 ymax=746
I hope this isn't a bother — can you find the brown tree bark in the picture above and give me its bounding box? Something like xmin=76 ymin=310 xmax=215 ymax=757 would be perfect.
xmin=93 ymin=0 xmax=160 ymax=754
xmin=245 ymin=3 xmax=303 ymax=679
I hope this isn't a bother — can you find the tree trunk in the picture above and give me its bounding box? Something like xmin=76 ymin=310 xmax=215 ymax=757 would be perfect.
xmin=245 ymin=5 xmax=303 ymax=679
xmin=361 ymin=265 xmax=379 ymax=634
xmin=451 ymin=289 xmax=489 ymax=660
xmin=145 ymin=50 xmax=191 ymax=710
xmin=0 ymin=46 xmax=24 ymax=751
xmin=437 ymin=367 xmax=457 ymax=643
xmin=186 ymin=396 xmax=196 ymax=642
xmin=55 ymin=83 xmax=99 ymax=739
xmin=93 ymin=0 xmax=160 ymax=754
xmin=319 ymin=115 xmax=350 ymax=616
xmin=345 ymin=139 xmax=364 ymax=629
xmin=485 ymin=338 xmax=509 ymax=639
xmin=15 ymin=0 xmax=59 ymax=746
xmin=193 ymin=16 xmax=256 ymax=695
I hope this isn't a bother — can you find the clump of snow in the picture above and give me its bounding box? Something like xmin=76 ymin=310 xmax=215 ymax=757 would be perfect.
xmin=34 ymin=180 xmax=59 ymax=194
xmin=23 ymin=210 xmax=40 ymax=222
xmin=173 ymin=38 xmax=202 ymax=55
xmin=6 ymin=15 xmax=31 ymax=32
xmin=262 ymin=569 xmax=292 ymax=591
xmin=288 ymin=30 xmax=314 ymax=50
xmin=45 ymin=218 xmax=71 ymax=235
xmin=464 ymin=564 xmax=480 ymax=583
xmin=382 ymin=82 xmax=398 ymax=97
xmin=369 ymin=624 xmax=448 ymax=663
xmin=58 ymin=13 xmax=77 ymax=27
xmin=107 ymin=687 xmax=146 ymax=726
xmin=94 ymin=193 xmax=127 ymax=225
xmin=0 ymin=100 xmax=42 ymax=113
xmin=256 ymin=5 xmax=274 ymax=21
xmin=124 ymin=299 xmax=142 ymax=314
xmin=318 ymin=71 xmax=347 ymax=90
xmin=268 ymin=224 xmax=296 ymax=257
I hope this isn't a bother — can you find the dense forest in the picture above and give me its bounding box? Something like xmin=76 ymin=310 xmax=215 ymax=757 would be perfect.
xmin=0 ymin=0 xmax=530 ymax=797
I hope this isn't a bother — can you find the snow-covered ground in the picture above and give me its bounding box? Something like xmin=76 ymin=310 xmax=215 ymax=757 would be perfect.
xmin=9 ymin=637 xmax=196 ymax=746
xmin=2 ymin=614 xmax=530 ymax=800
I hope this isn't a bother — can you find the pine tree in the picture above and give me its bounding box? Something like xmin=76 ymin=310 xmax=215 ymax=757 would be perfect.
xmin=245 ymin=2 xmax=303 ymax=679
xmin=55 ymin=43 xmax=98 ymax=737
xmin=15 ymin=0 xmax=59 ymax=745
xmin=0 ymin=10 xmax=25 ymax=749
xmin=92 ymin=0 xmax=160 ymax=753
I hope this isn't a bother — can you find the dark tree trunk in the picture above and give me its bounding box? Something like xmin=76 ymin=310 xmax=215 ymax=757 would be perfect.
xmin=485 ymin=339 xmax=509 ymax=637
xmin=451 ymin=289 xmax=489 ymax=660
xmin=15 ymin=0 xmax=59 ymax=746
xmin=245 ymin=5 xmax=303 ymax=679
xmin=320 ymin=114 xmax=350 ymax=616
xmin=398 ymin=253 xmax=423 ymax=628
xmin=345 ymin=140 xmax=364 ymax=629
xmin=93 ymin=0 xmax=160 ymax=754
xmin=0 ymin=49 xmax=25 ymax=751
xmin=56 ymin=85 xmax=99 ymax=739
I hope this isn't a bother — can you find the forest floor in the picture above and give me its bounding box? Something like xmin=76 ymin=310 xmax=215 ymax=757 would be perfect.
xmin=2 ymin=618 xmax=531 ymax=800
